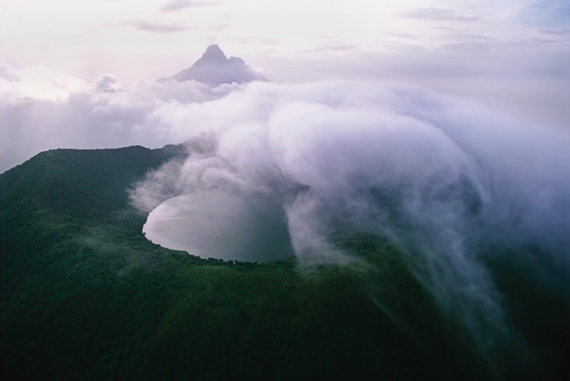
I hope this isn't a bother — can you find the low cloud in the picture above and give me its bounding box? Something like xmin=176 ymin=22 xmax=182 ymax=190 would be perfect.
xmin=0 ymin=64 xmax=241 ymax=173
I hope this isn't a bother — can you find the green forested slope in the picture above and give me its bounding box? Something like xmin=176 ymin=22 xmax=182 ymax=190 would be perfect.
xmin=0 ymin=146 xmax=477 ymax=380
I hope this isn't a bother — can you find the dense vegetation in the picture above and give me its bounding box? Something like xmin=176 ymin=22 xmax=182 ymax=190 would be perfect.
xmin=0 ymin=146 xmax=567 ymax=380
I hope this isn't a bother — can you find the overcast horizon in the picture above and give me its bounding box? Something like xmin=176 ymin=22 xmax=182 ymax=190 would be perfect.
xmin=1 ymin=0 xmax=569 ymax=79
xmin=1 ymin=0 xmax=569 ymax=172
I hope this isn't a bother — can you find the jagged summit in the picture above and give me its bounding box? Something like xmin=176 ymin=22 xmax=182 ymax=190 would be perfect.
xmin=200 ymin=44 xmax=227 ymax=62
xmin=159 ymin=45 xmax=266 ymax=86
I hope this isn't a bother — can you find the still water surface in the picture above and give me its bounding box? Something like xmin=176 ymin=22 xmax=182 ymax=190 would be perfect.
xmin=143 ymin=190 xmax=293 ymax=263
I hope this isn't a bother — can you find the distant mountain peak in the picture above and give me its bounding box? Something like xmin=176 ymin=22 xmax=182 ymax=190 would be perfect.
xmin=201 ymin=44 xmax=227 ymax=62
xmin=159 ymin=45 xmax=266 ymax=86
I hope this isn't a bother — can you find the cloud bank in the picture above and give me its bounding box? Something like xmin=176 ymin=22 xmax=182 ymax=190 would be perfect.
xmin=0 ymin=64 xmax=241 ymax=173
xmin=129 ymin=80 xmax=570 ymax=378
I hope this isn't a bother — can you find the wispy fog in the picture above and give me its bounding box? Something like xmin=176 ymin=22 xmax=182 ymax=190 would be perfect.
xmin=129 ymin=80 xmax=570 ymax=376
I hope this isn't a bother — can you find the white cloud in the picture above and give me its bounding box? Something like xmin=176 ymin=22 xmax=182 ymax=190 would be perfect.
xmin=128 ymin=79 xmax=570 ymax=369
xmin=0 ymin=64 xmax=241 ymax=173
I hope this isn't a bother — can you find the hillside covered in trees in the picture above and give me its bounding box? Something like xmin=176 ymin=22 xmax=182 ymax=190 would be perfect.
xmin=1 ymin=145 xmax=568 ymax=380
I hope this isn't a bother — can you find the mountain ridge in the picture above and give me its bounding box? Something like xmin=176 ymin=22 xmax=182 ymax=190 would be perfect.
xmin=2 ymin=144 xmax=568 ymax=380
xmin=159 ymin=44 xmax=266 ymax=86
xmin=0 ymin=144 xmax=451 ymax=381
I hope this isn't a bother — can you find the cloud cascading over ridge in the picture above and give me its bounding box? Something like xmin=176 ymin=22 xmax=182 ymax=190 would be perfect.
xmin=128 ymin=79 xmax=570 ymax=377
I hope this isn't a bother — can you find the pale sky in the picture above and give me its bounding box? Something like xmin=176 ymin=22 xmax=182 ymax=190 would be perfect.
xmin=1 ymin=0 xmax=569 ymax=172
xmin=1 ymin=0 xmax=568 ymax=80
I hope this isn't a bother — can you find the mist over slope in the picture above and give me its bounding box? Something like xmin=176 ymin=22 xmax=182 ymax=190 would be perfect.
xmin=131 ymin=80 xmax=570 ymax=378
xmin=0 ymin=145 xmax=462 ymax=381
